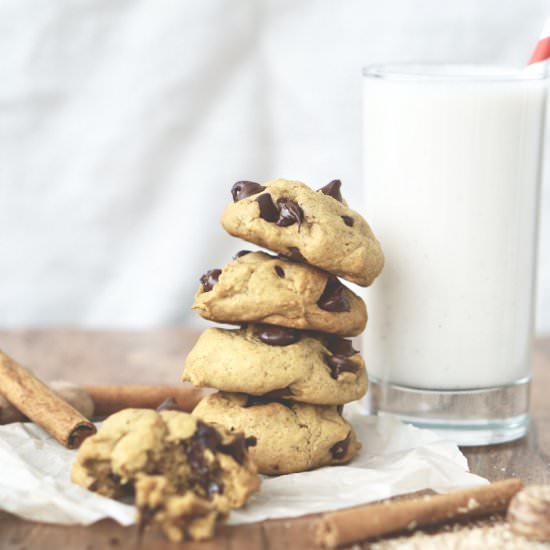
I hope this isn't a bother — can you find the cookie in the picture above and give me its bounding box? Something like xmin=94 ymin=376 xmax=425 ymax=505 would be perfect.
xmin=193 ymin=392 xmax=360 ymax=475
xmin=183 ymin=325 xmax=367 ymax=405
xmin=193 ymin=251 xmax=367 ymax=337
xmin=221 ymin=179 xmax=384 ymax=286
xmin=71 ymin=409 xmax=260 ymax=541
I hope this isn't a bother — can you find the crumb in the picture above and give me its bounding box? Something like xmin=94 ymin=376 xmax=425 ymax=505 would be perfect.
xmin=369 ymin=521 xmax=550 ymax=550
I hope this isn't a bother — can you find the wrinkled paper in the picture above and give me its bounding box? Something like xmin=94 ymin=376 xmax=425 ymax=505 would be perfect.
xmin=0 ymin=404 xmax=487 ymax=526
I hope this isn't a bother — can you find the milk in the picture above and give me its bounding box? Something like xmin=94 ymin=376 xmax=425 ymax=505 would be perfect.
xmin=363 ymin=67 xmax=547 ymax=390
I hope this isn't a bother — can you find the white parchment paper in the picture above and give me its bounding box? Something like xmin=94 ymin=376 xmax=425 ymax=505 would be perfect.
xmin=0 ymin=405 xmax=488 ymax=526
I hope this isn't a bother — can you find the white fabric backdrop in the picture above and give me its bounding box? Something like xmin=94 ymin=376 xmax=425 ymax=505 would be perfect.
xmin=0 ymin=0 xmax=549 ymax=333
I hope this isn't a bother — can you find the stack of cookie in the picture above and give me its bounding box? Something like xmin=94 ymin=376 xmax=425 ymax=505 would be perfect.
xmin=184 ymin=179 xmax=383 ymax=475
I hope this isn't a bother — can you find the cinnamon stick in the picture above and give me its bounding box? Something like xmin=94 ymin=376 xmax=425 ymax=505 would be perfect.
xmin=315 ymin=479 xmax=523 ymax=548
xmin=83 ymin=384 xmax=209 ymax=416
xmin=0 ymin=351 xmax=96 ymax=449
xmin=0 ymin=380 xmax=94 ymax=424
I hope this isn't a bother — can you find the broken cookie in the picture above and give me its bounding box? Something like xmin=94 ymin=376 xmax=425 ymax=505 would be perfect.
xmin=71 ymin=408 xmax=260 ymax=541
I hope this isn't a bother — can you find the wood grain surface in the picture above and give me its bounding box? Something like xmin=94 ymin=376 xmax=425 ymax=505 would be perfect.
xmin=0 ymin=329 xmax=549 ymax=549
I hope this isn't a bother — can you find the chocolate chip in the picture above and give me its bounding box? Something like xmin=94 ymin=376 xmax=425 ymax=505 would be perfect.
xmin=214 ymin=433 xmax=254 ymax=465
xmin=234 ymin=250 xmax=251 ymax=259
xmin=336 ymin=405 xmax=344 ymax=415
xmin=276 ymin=198 xmax=304 ymax=227
xmin=317 ymin=276 xmax=350 ymax=312
xmin=195 ymin=421 xmax=222 ymax=451
xmin=342 ymin=215 xmax=354 ymax=227
xmin=200 ymin=268 xmax=221 ymax=292
xmin=257 ymin=324 xmax=300 ymax=346
xmin=156 ymin=397 xmax=182 ymax=412
xmin=330 ymin=431 xmax=351 ymax=459
xmin=324 ymin=336 xmax=358 ymax=356
xmin=219 ymin=435 xmax=249 ymax=465
xmin=184 ymin=422 xmax=222 ymax=475
xmin=231 ymin=181 xmax=265 ymax=202
xmin=244 ymin=394 xmax=293 ymax=408
xmin=282 ymin=247 xmax=306 ymax=262
xmin=274 ymin=265 xmax=285 ymax=278
xmin=185 ymin=440 xmax=209 ymax=475
xmin=325 ymin=354 xmax=360 ymax=379
xmin=318 ymin=180 xmax=343 ymax=202
xmin=256 ymin=193 xmax=279 ymax=222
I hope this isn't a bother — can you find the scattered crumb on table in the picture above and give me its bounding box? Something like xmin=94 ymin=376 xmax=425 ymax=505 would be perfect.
xmin=363 ymin=518 xmax=550 ymax=550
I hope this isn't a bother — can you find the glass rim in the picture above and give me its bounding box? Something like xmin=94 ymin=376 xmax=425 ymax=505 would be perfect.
xmin=362 ymin=63 xmax=548 ymax=82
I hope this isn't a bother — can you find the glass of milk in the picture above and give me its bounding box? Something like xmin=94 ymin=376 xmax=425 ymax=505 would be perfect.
xmin=362 ymin=64 xmax=548 ymax=445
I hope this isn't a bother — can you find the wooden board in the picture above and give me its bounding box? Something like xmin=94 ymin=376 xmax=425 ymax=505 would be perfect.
xmin=0 ymin=329 xmax=549 ymax=549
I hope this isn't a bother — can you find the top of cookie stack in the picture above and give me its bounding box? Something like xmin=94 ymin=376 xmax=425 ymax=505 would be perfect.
xmin=185 ymin=178 xmax=383 ymax=475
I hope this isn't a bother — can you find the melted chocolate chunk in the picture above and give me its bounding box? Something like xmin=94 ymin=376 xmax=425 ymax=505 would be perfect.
xmin=206 ymin=433 xmax=256 ymax=466
xmin=276 ymin=198 xmax=304 ymax=227
xmin=256 ymin=193 xmax=279 ymax=222
xmin=274 ymin=265 xmax=285 ymax=278
xmin=317 ymin=277 xmax=350 ymax=312
xmin=185 ymin=439 xmax=210 ymax=475
xmin=231 ymin=181 xmax=265 ymax=202
xmin=324 ymin=336 xmax=358 ymax=357
xmin=156 ymin=397 xmax=182 ymax=412
xmin=342 ymin=215 xmax=354 ymax=227
xmin=318 ymin=180 xmax=343 ymax=202
xmin=234 ymin=249 xmax=251 ymax=259
xmin=184 ymin=421 xmax=223 ymax=475
xmin=195 ymin=421 xmax=223 ymax=451
xmin=200 ymin=268 xmax=221 ymax=292
xmin=244 ymin=394 xmax=293 ymax=408
xmin=330 ymin=431 xmax=351 ymax=459
xmin=219 ymin=435 xmax=249 ymax=465
xmin=325 ymin=354 xmax=360 ymax=379
xmin=257 ymin=324 xmax=300 ymax=346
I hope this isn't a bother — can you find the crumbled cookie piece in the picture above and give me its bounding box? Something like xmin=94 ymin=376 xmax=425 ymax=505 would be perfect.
xmin=183 ymin=325 xmax=367 ymax=405
xmin=221 ymin=178 xmax=384 ymax=286
xmin=193 ymin=392 xmax=360 ymax=475
xmin=135 ymin=475 xmax=224 ymax=542
xmin=193 ymin=251 xmax=367 ymax=337
xmin=72 ymin=409 xmax=260 ymax=541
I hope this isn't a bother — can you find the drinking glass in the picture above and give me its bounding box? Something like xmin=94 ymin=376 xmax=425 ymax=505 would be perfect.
xmin=362 ymin=64 xmax=548 ymax=445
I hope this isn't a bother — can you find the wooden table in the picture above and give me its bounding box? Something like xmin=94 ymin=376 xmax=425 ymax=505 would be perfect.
xmin=0 ymin=329 xmax=549 ymax=549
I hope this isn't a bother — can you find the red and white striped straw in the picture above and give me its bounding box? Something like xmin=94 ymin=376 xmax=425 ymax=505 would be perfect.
xmin=528 ymin=18 xmax=550 ymax=66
